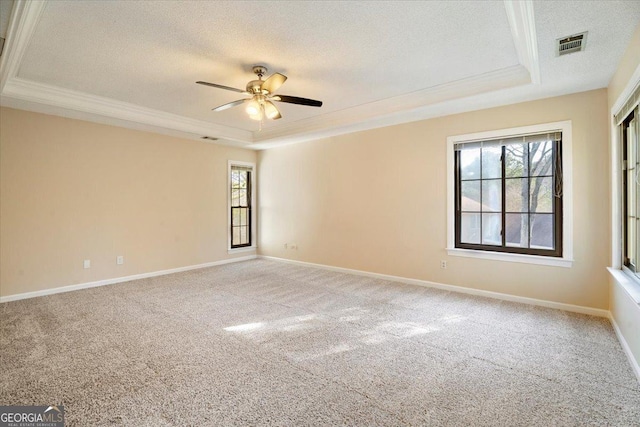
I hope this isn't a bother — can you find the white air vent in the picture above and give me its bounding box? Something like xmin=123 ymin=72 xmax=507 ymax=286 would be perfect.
xmin=556 ymin=32 xmax=587 ymax=56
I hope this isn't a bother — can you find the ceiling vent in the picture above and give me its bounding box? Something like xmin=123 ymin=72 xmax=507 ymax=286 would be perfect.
xmin=556 ymin=32 xmax=587 ymax=56
xmin=201 ymin=136 xmax=218 ymax=141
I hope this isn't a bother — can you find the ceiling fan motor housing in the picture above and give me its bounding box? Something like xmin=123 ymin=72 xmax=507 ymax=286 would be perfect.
xmin=247 ymin=80 xmax=265 ymax=94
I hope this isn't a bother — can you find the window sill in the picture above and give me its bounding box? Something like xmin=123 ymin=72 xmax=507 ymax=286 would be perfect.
xmin=608 ymin=268 xmax=640 ymax=304
xmin=446 ymin=248 xmax=573 ymax=268
xmin=228 ymin=246 xmax=257 ymax=254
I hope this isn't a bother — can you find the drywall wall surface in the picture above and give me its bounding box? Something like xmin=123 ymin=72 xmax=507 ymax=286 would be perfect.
xmin=258 ymin=89 xmax=609 ymax=309
xmin=0 ymin=107 xmax=256 ymax=298
xmin=611 ymin=279 xmax=640 ymax=371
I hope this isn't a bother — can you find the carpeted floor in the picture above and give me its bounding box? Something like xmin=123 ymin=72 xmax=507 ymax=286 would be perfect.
xmin=1 ymin=259 xmax=639 ymax=426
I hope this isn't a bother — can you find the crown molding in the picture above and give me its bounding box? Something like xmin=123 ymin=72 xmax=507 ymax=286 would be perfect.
xmin=0 ymin=0 xmax=47 ymax=92
xmin=251 ymin=64 xmax=531 ymax=147
xmin=1 ymin=77 xmax=253 ymax=142
xmin=504 ymin=0 xmax=540 ymax=84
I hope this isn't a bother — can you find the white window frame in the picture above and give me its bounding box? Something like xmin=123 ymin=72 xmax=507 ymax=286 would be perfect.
xmin=610 ymin=63 xmax=640 ymax=304
xmin=228 ymin=160 xmax=257 ymax=253
xmin=446 ymin=121 xmax=573 ymax=267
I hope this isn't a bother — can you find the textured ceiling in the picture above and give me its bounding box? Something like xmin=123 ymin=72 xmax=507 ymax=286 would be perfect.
xmin=2 ymin=1 xmax=640 ymax=147
xmin=17 ymin=0 xmax=518 ymax=131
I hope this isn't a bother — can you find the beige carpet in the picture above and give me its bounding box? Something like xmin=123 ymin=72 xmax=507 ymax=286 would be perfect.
xmin=1 ymin=259 xmax=639 ymax=426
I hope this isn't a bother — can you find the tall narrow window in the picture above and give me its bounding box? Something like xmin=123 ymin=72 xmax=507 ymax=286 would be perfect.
xmin=454 ymin=131 xmax=563 ymax=257
xmin=622 ymin=108 xmax=639 ymax=274
xmin=230 ymin=163 xmax=253 ymax=248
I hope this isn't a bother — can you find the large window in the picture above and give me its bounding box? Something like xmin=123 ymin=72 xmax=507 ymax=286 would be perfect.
xmin=229 ymin=162 xmax=255 ymax=249
xmin=447 ymin=122 xmax=573 ymax=266
xmin=622 ymin=108 xmax=639 ymax=274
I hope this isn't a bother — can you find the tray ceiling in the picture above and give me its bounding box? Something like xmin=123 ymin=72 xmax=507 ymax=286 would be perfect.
xmin=1 ymin=1 xmax=639 ymax=148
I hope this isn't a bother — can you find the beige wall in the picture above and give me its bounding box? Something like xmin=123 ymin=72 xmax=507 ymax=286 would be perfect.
xmin=258 ymin=89 xmax=609 ymax=309
xmin=0 ymin=107 xmax=256 ymax=298
xmin=608 ymin=23 xmax=640 ymax=371
xmin=608 ymin=23 xmax=640 ymax=109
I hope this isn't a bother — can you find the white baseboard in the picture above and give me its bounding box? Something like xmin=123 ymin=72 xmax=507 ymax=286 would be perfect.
xmin=609 ymin=313 xmax=640 ymax=384
xmin=258 ymin=255 xmax=610 ymax=318
xmin=0 ymin=255 xmax=257 ymax=303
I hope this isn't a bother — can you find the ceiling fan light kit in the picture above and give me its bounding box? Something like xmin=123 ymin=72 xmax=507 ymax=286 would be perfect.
xmin=196 ymin=65 xmax=323 ymax=122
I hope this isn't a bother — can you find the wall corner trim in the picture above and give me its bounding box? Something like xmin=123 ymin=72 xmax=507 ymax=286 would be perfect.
xmin=0 ymin=255 xmax=257 ymax=303
xmin=258 ymin=255 xmax=609 ymax=317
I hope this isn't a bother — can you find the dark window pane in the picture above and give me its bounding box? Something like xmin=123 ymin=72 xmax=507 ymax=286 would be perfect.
xmin=460 ymin=148 xmax=481 ymax=180
xmin=530 ymin=177 xmax=553 ymax=213
xmin=506 ymin=178 xmax=528 ymax=212
xmin=482 ymin=179 xmax=501 ymax=212
xmin=530 ymin=141 xmax=553 ymax=176
xmin=505 ymin=143 xmax=528 ymax=178
xmin=455 ymin=134 xmax=560 ymax=257
xmin=482 ymin=213 xmax=501 ymax=246
xmin=482 ymin=145 xmax=502 ymax=179
xmin=531 ymin=213 xmax=554 ymax=249
xmin=231 ymin=167 xmax=252 ymax=247
xmin=461 ymin=181 xmax=481 ymax=211
xmin=506 ymin=213 xmax=529 ymax=248
xmin=461 ymin=213 xmax=481 ymax=244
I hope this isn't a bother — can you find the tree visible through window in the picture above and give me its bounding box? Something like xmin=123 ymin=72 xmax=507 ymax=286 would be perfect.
xmin=230 ymin=165 xmax=252 ymax=248
xmin=454 ymin=132 xmax=563 ymax=256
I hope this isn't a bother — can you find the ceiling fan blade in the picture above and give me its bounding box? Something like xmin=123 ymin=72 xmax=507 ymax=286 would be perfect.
xmin=273 ymin=95 xmax=322 ymax=107
xmin=196 ymin=81 xmax=248 ymax=94
xmin=261 ymin=73 xmax=287 ymax=94
xmin=212 ymin=99 xmax=249 ymax=112
xmin=264 ymin=101 xmax=282 ymax=120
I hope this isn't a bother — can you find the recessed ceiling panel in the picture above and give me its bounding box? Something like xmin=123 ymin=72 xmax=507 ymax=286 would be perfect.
xmin=17 ymin=0 xmax=518 ymax=131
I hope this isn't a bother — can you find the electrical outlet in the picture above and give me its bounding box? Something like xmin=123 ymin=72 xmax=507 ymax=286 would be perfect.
xmin=83 ymin=259 xmax=91 ymax=269
xmin=440 ymin=260 xmax=447 ymax=269
xmin=117 ymin=255 xmax=124 ymax=265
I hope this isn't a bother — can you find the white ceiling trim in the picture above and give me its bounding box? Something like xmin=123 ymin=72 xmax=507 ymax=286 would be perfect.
xmin=0 ymin=0 xmax=45 ymax=92
xmin=0 ymin=0 xmax=542 ymax=149
xmin=504 ymin=0 xmax=540 ymax=84
xmin=1 ymin=77 xmax=253 ymax=142
xmin=252 ymin=64 xmax=531 ymax=145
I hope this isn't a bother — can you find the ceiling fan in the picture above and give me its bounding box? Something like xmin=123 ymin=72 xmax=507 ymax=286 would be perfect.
xmin=196 ymin=66 xmax=323 ymax=121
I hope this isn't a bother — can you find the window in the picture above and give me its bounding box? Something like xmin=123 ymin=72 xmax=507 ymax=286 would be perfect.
xmin=622 ymin=108 xmax=639 ymax=275
xmin=447 ymin=122 xmax=573 ymax=267
xmin=229 ymin=162 xmax=255 ymax=250
xmin=610 ymin=77 xmax=640 ymax=302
